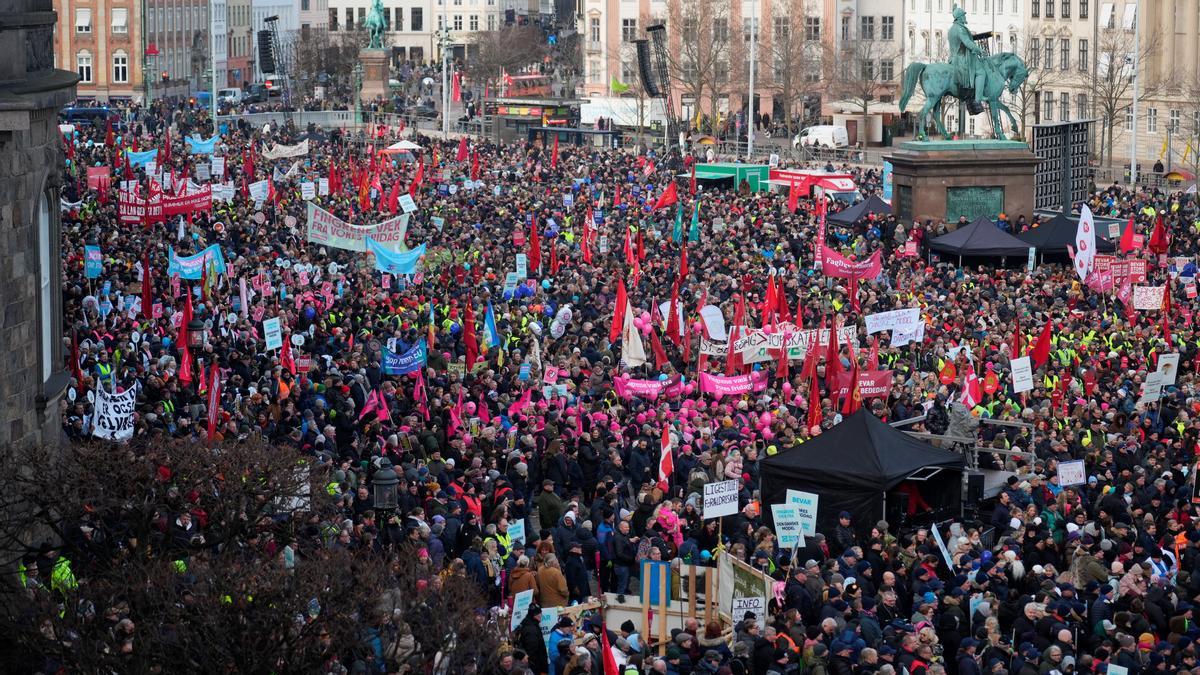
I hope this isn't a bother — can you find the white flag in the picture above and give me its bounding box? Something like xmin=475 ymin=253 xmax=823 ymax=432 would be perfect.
xmin=1074 ymin=204 xmax=1097 ymax=281
xmin=620 ymin=301 xmax=647 ymax=368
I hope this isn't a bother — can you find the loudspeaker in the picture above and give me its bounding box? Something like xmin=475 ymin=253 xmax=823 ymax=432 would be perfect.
xmin=257 ymin=30 xmax=276 ymax=73
xmin=635 ymin=40 xmax=659 ymax=97
xmin=965 ymin=472 xmax=985 ymax=504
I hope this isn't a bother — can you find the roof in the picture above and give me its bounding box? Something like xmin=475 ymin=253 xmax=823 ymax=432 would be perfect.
xmin=827 ymin=195 xmax=892 ymax=224
xmin=929 ymin=215 xmax=1031 ymax=257
xmin=1016 ymin=212 xmax=1117 ymax=253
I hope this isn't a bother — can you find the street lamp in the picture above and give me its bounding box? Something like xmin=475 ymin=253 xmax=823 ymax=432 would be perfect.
xmin=372 ymin=458 xmax=399 ymax=509
xmin=186 ymin=319 xmax=208 ymax=348
xmin=353 ymin=63 xmax=364 ymax=124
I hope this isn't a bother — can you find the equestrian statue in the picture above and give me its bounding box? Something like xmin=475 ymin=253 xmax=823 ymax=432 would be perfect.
xmin=364 ymin=0 xmax=388 ymax=50
xmin=898 ymin=4 xmax=1029 ymax=140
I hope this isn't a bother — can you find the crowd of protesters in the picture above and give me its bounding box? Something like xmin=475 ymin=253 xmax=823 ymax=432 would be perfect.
xmin=47 ymin=95 xmax=1200 ymax=674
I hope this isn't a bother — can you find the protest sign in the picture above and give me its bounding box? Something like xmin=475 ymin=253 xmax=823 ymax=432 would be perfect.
xmin=819 ymin=248 xmax=882 ymax=279
xmin=91 ymin=386 xmax=136 ymax=441
xmin=1058 ymin=460 xmax=1087 ymax=487
xmin=306 ymin=202 xmax=410 ymax=252
xmin=1011 ymin=356 xmax=1034 ymax=393
xmin=732 ymin=596 xmax=766 ymax=629
xmin=516 ymin=253 xmax=528 ymax=279
xmin=699 ymin=336 xmax=727 ymax=356
xmin=770 ymin=504 xmax=803 ymax=548
xmin=261 ymin=139 xmax=309 ymax=160
xmin=167 ymin=245 xmax=227 ymax=280
xmin=698 ymin=372 xmax=769 ymax=397
xmin=85 ymin=245 xmax=103 ymax=279
xmin=1138 ymin=372 xmax=1164 ymax=406
xmin=398 ymin=194 xmax=418 ymax=213
xmin=1133 ymin=285 xmax=1165 ymax=310
xmin=864 ymin=308 xmax=921 ymax=335
xmin=510 ymin=589 xmax=534 ymax=631
xmin=382 ymin=341 xmax=428 ymax=375
xmin=365 ymin=238 xmax=426 ymax=275
xmin=1156 ymin=352 xmax=1180 ymax=385
xmin=508 ymin=519 xmax=527 ymax=548
xmin=703 ymin=480 xmax=740 ymax=519
xmin=263 ymin=317 xmax=283 ymax=350
xmin=301 ymin=182 xmax=316 ymax=200
xmin=785 ymin=490 xmax=820 ymax=536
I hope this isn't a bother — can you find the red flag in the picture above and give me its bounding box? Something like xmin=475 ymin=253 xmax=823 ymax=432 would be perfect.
xmin=550 ymin=240 xmax=561 ymax=275
xmin=206 ymin=363 xmax=222 ymax=443
xmin=637 ymin=228 xmax=646 ymax=261
xmin=679 ymin=244 xmax=689 ymax=281
xmin=867 ymin=337 xmax=879 ymax=370
xmin=609 ymin=279 xmax=627 ymax=344
xmin=464 ymin=299 xmax=479 ymax=368
xmin=649 ymin=327 xmax=669 ymax=368
xmin=653 ymin=181 xmax=678 ymax=210
xmin=623 ymin=226 xmax=636 ymax=266
xmin=726 ymin=295 xmax=746 ymax=375
xmin=179 ymin=288 xmax=195 ymax=385
xmin=1120 ymin=216 xmax=1136 ymax=254
xmin=387 ymin=179 xmax=401 ymax=214
xmin=551 ymin=135 xmax=559 ymax=169
xmin=451 ymin=71 xmax=462 ymax=102
xmin=1030 ymin=317 xmax=1054 ymax=369
xmin=161 ymin=127 xmax=171 ymax=167
xmin=142 ymin=248 xmax=154 ymax=320
xmin=471 ymin=150 xmax=480 ymax=180
xmin=1149 ymin=213 xmax=1170 ymax=254
xmin=104 ymin=118 xmax=115 ymax=148
xmin=666 ymin=282 xmax=681 ymax=347
xmin=689 ymin=164 xmax=697 ymax=196
xmin=658 ymin=425 xmax=674 ymax=492
xmin=600 ymin=623 xmax=620 ymax=675
xmin=842 ymin=342 xmax=861 ymax=415
xmin=1011 ymin=312 xmax=1022 ymax=357
xmin=581 ymin=209 xmax=593 ymax=265
xmin=456 ymin=136 xmax=469 ymax=162
xmin=409 ymin=159 xmax=424 ymax=198
xmin=281 ymin=332 xmax=296 ymax=375
xmin=938 ymin=361 xmax=957 ymax=385
xmin=613 ymin=184 xmax=621 ymax=207
xmin=1163 ymin=285 xmax=1174 ymax=350
xmin=787 ymin=181 xmax=800 ymax=213
xmin=358 ymin=389 xmax=381 ymax=421
xmin=806 ymin=359 xmax=823 ymax=430
xmin=801 ymin=316 xmax=823 ymax=381
xmin=528 ymin=216 xmax=542 ymax=273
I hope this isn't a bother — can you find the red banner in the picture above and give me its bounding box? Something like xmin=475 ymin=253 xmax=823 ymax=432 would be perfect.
xmin=86 ymin=166 xmax=110 ymax=191
xmin=820 ymin=247 xmax=882 ymax=279
xmin=836 ymin=369 xmax=893 ymax=399
xmin=162 ymin=185 xmax=212 ymax=216
xmin=119 ymin=184 xmax=210 ymax=223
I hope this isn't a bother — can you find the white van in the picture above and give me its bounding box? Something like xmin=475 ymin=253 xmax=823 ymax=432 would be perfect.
xmin=793 ymin=125 xmax=849 ymax=149
xmin=217 ymin=87 xmax=243 ymax=105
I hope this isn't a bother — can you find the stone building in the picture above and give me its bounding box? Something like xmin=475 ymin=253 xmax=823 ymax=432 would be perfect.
xmin=0 ymin=0 xmax=78 ymax=447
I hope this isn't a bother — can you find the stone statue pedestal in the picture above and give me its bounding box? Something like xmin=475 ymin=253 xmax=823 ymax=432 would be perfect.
xmin=358 ymin=49 xmax=390 ymax=104
xmin=885 ymin=140 xmax=1039 ymax=225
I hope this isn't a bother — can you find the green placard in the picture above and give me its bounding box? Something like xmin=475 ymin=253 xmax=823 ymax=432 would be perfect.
xmin=946 ymin=186 xmax=1004 ymax=223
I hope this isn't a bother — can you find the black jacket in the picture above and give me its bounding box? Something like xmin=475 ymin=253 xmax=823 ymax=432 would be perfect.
xmin=516 ymin=613 xmax=549 ymax=674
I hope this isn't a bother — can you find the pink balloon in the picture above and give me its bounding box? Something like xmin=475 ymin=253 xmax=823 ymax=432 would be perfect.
xmin=759 ymin=412 xmax=772 ymax=426
xmin=762 ymin=429 xmax=775 ymax=441
xmin=636 ymin=413 xmax=647 ymax=424
xmin=463 ymin=433 xmax=473 ymax=445
xmin=782 ymin=382 xmax=793 ymax=394
xmin=537 ymin=400 xmax=549 ymax=410
xmin=639 ymin=323 xmax=651 ymax=336
xmin=640 ymin=311 xmax=651 ymax=323
xmin=465 ymin=401 xmax=477 ymax=414
xmin=692 ymin=320 xmax=704 ymax=332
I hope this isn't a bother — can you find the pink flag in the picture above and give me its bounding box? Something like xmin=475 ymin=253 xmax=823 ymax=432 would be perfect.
xmin=478 ymin=395 xmax=491 ymax=424
xmin=508 ymin=388 xmax=532 ymax=417
xmin=376 ymin=389 xmax=391 ymax=424
xmin=357 ymin=389 xmax=380 ymax=421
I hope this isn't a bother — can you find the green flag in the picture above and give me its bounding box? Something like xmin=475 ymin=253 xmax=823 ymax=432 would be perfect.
xmin=673 ymin=203 xmax=683 ymax=243
xmin=611 ymin=76 xmax=630 ymax=94
xmin=689 ymin=200 xmax=700 ymax=242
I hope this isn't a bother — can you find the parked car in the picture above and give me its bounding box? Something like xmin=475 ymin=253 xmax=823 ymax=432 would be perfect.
xmin=217 ymin=87 xmax=243 ymax=105
xmin=243 ymin=84 xmax=268 ymax=103
xmin=60 ymin=106 xmax=122 ymax=128
xmin=408 ymin=100 xmax=437 ymax=118
xmin=793 ymin=125 xmax=849 ymax=149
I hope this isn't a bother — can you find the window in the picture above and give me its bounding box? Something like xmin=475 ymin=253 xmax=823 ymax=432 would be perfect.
xmin=683 ymin=56 xmax=697 ymax=81
xmin=395 ymin=8 xmax=404 ymax=30
xmin=382 ymin=8 xmax=390 ymax=29
xmin=621 ymin=60 xmax=637 ymax=84
xmin=774 ymin=16 xmax=789 ymax=42
xmin=881 ymin=58 xmax=894 ymax=81
xmin=113 ymin=50 xmax=128 ymax=82
xmin=590 ymin=17 xmax=600 ymax=43
xmin=1030 ymin=37 xmax=1040 ymax=68
xmin=1061 ymin=0 xmax=1069 ymax=17
xmin=76 ymin=8 xmax=92 ymax=33
xmin=1147 ymin=107 xmax=1157 ymax=132
xmin=881 ymin=16 xmax=894 ymax=40
xmin=487 ymin=15 xmax=494 ymax=30
xmin=1060 ymin=92 xmax=1069 ymax=120
xmin=1042 ymin=38 xmax=1053 ymax=70
xmin=744 ymin=17 xmax=757 ymax=43
xmin=805 ymin=17 xmax=819 ymax=42
xmin=1194 ymin=111 xmax=1200 ymax=134
xmin=683 ymin=17 xmax=698 ymax=42
xmin=345 ymin=8 xmax=354 ymax=29
xmin=1078 ymin=39 xmax=1088 ymax=71
xmin=1100 ymin=2 xmax=1114 ymax=28
xmin=1125 ymin=108 xmax=1133 ymax=128
xmin=841 ymin=15 xmax=850 ymax=41
xmin=1122 ymin=2 xmax=1137 ymax=30
xmin=111 ymin=7 xmax=128 ymax=33
xmin=301 ymin=0 xmax=309 ymax=9
xmin=713 ymin=18 xmax=728 ymax=43
xmin=1043 ymin=92 xmax=1054 ymax=120
xmin=469 ymin=14 xmax=478 ymax=30
xmin=453 ymin=14 xmax=462 ymax=30
xmin=1060 ymin=38 xmax=1069 ymax=70
xmin=1170 ymin=109 xmax=1181 ymax=133
xmin=76 ymin=50 xmax=92 ymax=82
xmin=715 ymin=59 xmax=728 ymax=82
xmin=860 ymin=58 xmax=874 ymax=80
xmin=411 ymin=8 xmax=422 ymax=31
xmin=589 ymin=59 xmax=600 ymax=83
xmin=1080 ymin=0 xmax=1088 ymax=18
xmin=860 ymin=16 xmax=875 ymax=40
xmin=1044 ymin=0 xmax=1052 ymax=17
xmin=1031 ymin=0 xmax=1038 ymax=17
xmin=622 ymin=18 xmax=637 ymax=42
xmin=1076 ymin=93 xmax=1088 ymax=119
xmin=329 ymin=8 xmax=338 ymax=30
xmin=38 ymin=194 xmax=52 ymax=383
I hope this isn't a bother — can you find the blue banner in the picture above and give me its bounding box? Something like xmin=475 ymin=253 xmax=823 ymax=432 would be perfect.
xmin=382 ymin=341 xmax=427 ymax=375
xmin=84 ymin=245 xmax=103 ymax=279
xmin=882 ymin=161 xmax=893 ymax=203
xmin=126 ymin=149 xmax=159 ymax=168
xmin=365 ymin=237 xmax=426 ymax=275
xmin=167 ymin=244 xmax=227 ymax=280
xmin=185 ymin=135 xmax=219 ymax=154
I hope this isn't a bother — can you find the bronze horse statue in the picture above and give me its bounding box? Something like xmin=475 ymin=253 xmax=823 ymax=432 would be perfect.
xmin=898 ymin=52 xmax=1029 ymax=140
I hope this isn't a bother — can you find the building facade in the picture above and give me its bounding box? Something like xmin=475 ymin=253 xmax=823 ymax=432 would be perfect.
xmin=326 ymin=0 xmax=503 ymax=66
xmin=211 ymin=0 xmax=229 ymax=89
xmin=228 ymin=0 xmax=253 ymax=87
xmin=1 ymin=0 xmax=78 ymax=448
xmin=251 ymin=0 xmax=300 ymax=83
xmin=53 ymin=0 xmax=144 ymax=102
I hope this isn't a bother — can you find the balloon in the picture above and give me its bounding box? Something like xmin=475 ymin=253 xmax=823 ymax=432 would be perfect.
xmin=759 ymin=412 xmax=772 ymax=426
xmin=541 ymin=280 xmax=551 ymax=289
xmin=449 ymin=323 xmax=461 ymax=335
xmin=762 ymin=430 xmax=775 ymax=441
xmin=782 ymin=382 xmax=793 ymax=394
xmin=462 ymin=433 xmax=473 ymax=445
xmin=639 ymin=323 xmax=651 ymax=336
xmin=640 ymin=311 xmax=651 ymax=323
xmin=465 ymin=402 xmax=477 ymax=414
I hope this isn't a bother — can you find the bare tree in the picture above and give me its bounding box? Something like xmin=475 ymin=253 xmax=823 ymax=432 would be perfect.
xmin=768 ymin=0 xmax=825 ymax=137
xmin=1007 ymin=28 xmax=1066 ymax=140
xmin=466 ymin=25 xmax=549 ymax=97
xmin=665 ymin=0 xmax=733 ymax=133
xmin=1177 ymin=77 xmax=1200 ymax=184
xmin=830 ymin=36 xmax=900 ymax=150
xmin=617 ymin=41 xmax=656 ymax=146
xmin=1088 ymin=25 xmax=1162 ymax=170
xmin=290 ymin=27 xmax=370 ymax=101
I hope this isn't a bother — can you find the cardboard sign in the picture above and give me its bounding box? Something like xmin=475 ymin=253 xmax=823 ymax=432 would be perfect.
xmin=1157 ymin=352 xmax=1180 ymax=385
xmin=1011 ymin=356 xmax=1034 ymax=393
xmin=1058 ymin=459 xmax=1087 ymax=487
xmin=398 ymin=194 xmax=418 ymax=213
xmin=770 ymin=503 xmax=804 ymax=548
xmin=703 ymin=480 xmax=740 ymax=519
xmin=510 ymin=589 xmax=534 ymax=631
xmin=516 ymin=253 xmax=528 ymax=279
xmin=785 ymin=489 xmax=820 ymax=536
xmin=1133 ymin=285 xmax=1165 ymax=310
xmin=263 ymin=317 xmax=283 ymax=350
xmin=732 ymin=596 xmax=767 ymax=629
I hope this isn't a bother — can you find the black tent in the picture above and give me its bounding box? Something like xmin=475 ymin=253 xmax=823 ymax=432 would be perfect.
xmin=761 ymin=410 xmax=964 ymax=540
xmin=929 ymin=216 xmax=1031 ymax=257
xmin=828 ymin=195 xmax=893 ymax=224
xmin=1016 ymin=213 xmax=1117 ymax=253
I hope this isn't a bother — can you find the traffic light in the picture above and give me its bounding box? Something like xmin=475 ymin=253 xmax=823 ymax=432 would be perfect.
xmin=257 ymin=30 xmax=276 ymax=74
xmin=161 ymin=71 xmax=169 ymax=82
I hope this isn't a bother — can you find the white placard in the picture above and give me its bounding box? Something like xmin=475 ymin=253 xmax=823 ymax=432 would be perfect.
xmin=1010 ymin=356 xmax=1034 ymax=393
xmin=1133 ymin=285 xmax=1165 ymax=310
xmin=703 ymin=480 xmax=740 ymax=519
xmin=865 ymin=308 xmax=922 ymax=335
xmin=90 ymin=385 xmax=137 ymax=441
xmin=318 ymin=178 xmax=330 ymax=195
xmin=398 ymin=194 xmax=418 ymax=213
xmin=1156 ymin=352 xmax=1180 ymax=385
xmin=732 ymin=596 xmax=766 ymax=629
xmin=510 ymin=589 xmax=534 ymax=631
xmin=768 ymin=153 xmax=780 ymax=167
xmin=1138 ymin=371 xmax=1164 ymax=406
xmin=301 ymin=181 xmax=316 ymax=200
xmin=1058 ymin=459 xmax=1087 ymax=487
xmin=785 ymin=489 xmax=820 ymax=537
xmin=211 ymin=156 xmax=226 ymax=178
xmin=891 ymin=323 xmax=925 ymax=346
xmin=516 ymin=253 xmax=528 ymax=279
xmin=700 ymin=336 xmax=727 ymax=356
xmin=263 ymin=317 xmax=283 ymax=350
xmin=770 ymin=503 xmax=804 ymax=549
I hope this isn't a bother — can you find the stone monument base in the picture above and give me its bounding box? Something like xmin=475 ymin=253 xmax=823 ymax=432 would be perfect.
xmin=885 ymin=140 xmax=1039 ymax=225
xmin=358 ymin=49 xmax=390 ymax=103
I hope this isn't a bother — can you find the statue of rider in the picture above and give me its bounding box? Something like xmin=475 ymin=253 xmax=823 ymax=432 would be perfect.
xmin=947 ymin=4 xmax=986 ymax=105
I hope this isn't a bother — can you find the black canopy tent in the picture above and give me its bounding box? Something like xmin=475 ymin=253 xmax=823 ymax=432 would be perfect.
xmin=827 ymin=195 xmax=893 ymax=224
xmin=929 ymin=215 xmax=1031 ymax=260
xmin=1016 ymin=212 xmax=1117 ymax=254
xmin=761 ymin=411 xmax=965 ymax=540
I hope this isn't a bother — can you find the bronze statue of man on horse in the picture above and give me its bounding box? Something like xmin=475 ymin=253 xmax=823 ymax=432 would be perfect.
xmin=899 ymin=4 xmax=1029 ymax=140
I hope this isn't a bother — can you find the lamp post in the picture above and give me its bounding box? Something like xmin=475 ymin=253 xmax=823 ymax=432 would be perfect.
xmin=353 ymin=63 xmax=364 ymax=124
xmin=187 ymin=319 xmax=208 ymax=348
xmin=372 ymin=458 xmax=399 ymax=510
xmin=440 ymin=26 xmax=451 ymax=136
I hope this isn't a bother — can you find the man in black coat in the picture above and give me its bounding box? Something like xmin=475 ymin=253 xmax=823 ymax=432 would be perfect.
xmin=563 ymin=541 xmax=592 ymax=604
xmin=516 ymin=604 xmax=549 ymax=675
